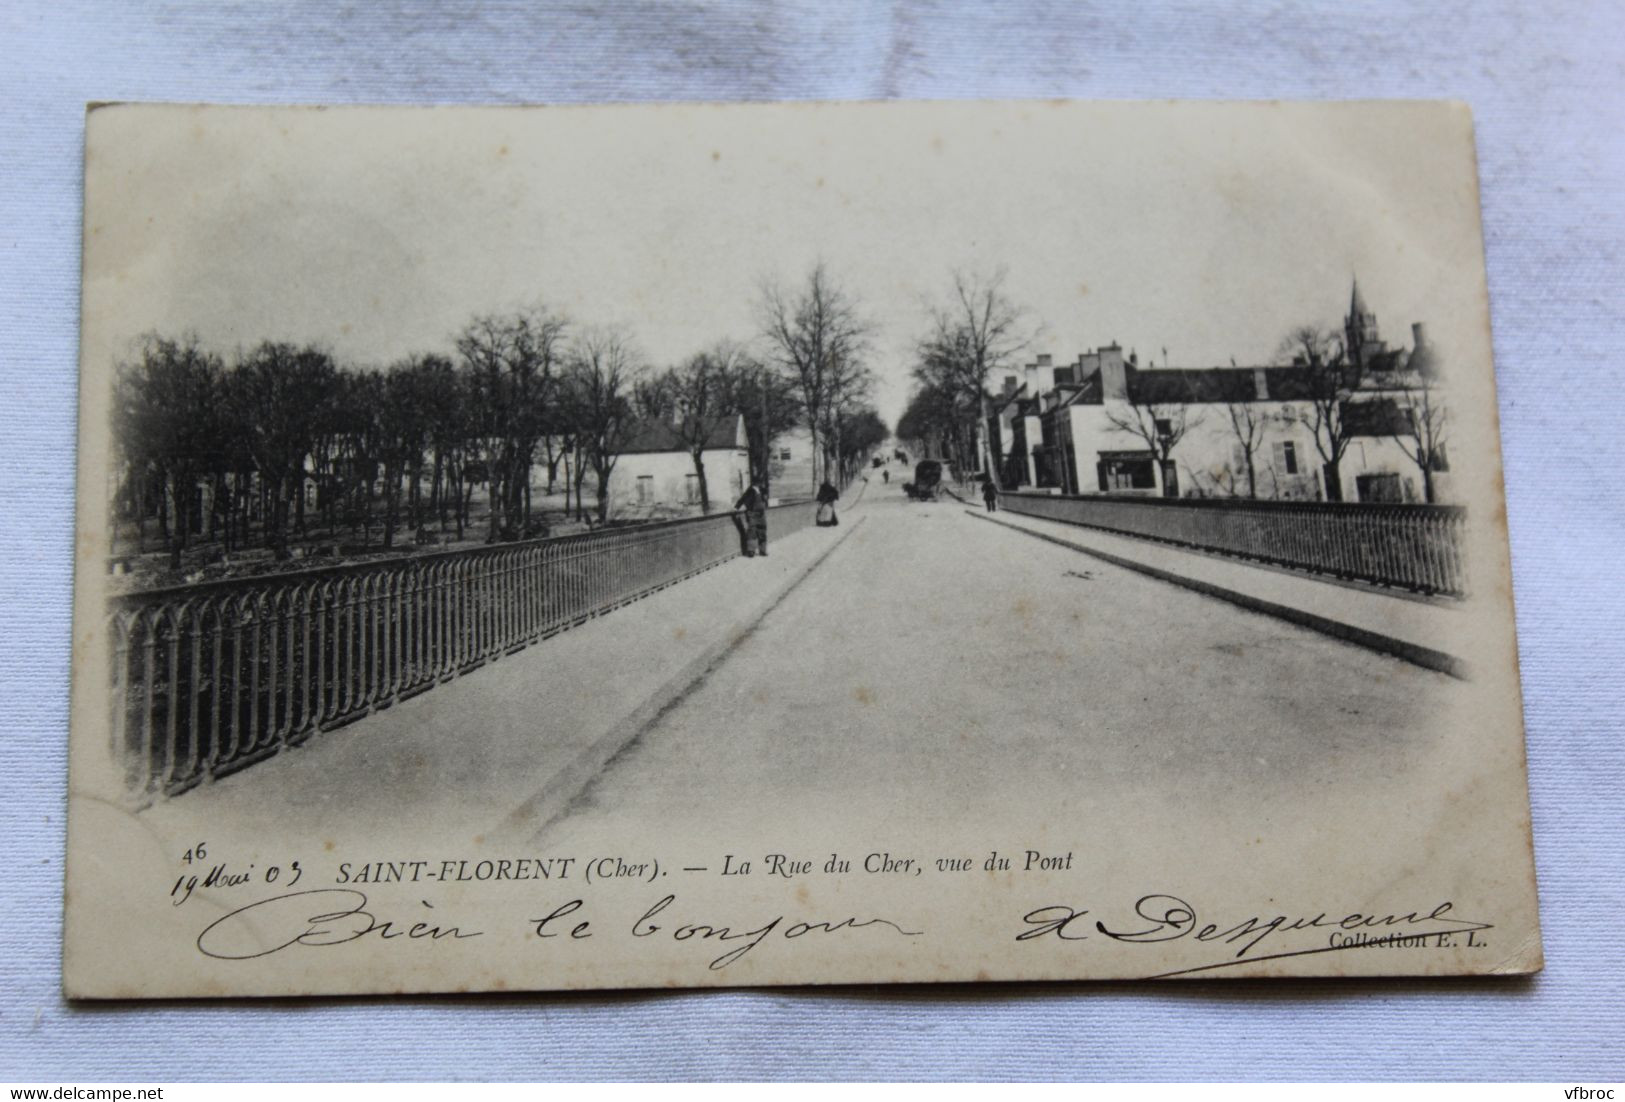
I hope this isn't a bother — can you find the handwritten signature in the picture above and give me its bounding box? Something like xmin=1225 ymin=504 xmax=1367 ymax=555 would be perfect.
xmin=1018 ymin=894 xmax=1493 ymax=976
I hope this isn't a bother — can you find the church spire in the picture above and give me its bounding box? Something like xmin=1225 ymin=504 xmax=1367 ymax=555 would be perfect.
xmin=1345 ymin=275 xmax=1378 ymax=365
xmin=1349 ymin=276 xmax=1369 ymax=321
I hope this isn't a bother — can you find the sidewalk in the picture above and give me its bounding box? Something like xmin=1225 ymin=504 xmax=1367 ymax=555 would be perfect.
xmin=969 ymin=505 xmax=1469 ymax=678
xmin=142 ymin=503 xmax=862 ymax=847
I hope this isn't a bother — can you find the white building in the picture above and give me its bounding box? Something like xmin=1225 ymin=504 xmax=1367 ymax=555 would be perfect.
xmin=610 ymin=414 xmax=752 ymax=516
xmin=986 ymin=284 xmax=1452 ymax=505
xmin=767 ymin=425 xmax=818 ymax=501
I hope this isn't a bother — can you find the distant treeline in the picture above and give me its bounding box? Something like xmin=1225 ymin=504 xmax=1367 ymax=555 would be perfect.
xmin=114 ymin=268 xmax=891 ymax=567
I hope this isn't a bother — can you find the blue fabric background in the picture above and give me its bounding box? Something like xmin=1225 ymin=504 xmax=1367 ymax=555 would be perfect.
xmin=2 ymin=0 xmax=1621 ymax=1082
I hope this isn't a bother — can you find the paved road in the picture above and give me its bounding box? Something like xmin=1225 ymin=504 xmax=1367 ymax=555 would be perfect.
xmin=535 ymin=475 xmax=1474 ymax=850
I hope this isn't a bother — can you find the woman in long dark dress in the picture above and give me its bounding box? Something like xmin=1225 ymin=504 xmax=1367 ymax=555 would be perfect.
xmin=815 ymin=479 xmax=840 ymax=526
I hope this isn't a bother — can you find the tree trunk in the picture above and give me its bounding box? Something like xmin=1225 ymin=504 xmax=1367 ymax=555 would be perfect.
xmin=593 ymin=460 xmax=610 ymax=524
xmin=382 ymin=465 xmax=399 ymax=549
xmin=157 ymin=475 xmax=170 ymax=542
xmin=573 ymin=456 xmax=588 ymax=523
xmin=545 ymin=440 xmax=561 ymax=494
xmin=430 ymin=451 xmax=442 ymax=528
xmin=1322 ymin=460 xmax=1343 ymax=502
xmin=269 ymin=476 xmax=290 ymax=560
xmin=691 ymin=450 xmax=710 ymax=514
xmin=166 ymin=472 xmax=187 ymax=570
xmin=486 ymin=460 xmax=502 ymax=543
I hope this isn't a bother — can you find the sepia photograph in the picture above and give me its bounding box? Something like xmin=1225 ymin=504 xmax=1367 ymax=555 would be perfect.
xmin=64 ymin=99 xmax=1541 ymax=997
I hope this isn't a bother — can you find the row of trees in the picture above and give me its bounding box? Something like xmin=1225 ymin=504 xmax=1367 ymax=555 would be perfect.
xmin=113 ymin=321 xmax=631 ymax=566
xmin=113 ymin=265 xmax=889 ymax=569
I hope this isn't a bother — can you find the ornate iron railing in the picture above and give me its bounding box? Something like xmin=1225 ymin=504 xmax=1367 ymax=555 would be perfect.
xmin=109 ymin=502 xmax=816 ymax=804
xmin=1002 ymin=492 xmax=1467 ymax=597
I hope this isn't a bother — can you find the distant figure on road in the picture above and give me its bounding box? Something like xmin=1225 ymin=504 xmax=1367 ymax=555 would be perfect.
xmin=816 ymin=479 xmax=840 ymax=527
xmin=982 ymin=478 xmax=999 ymax=512
xmin=735 ymin=481 xmax=768 ymax=557
xmin=882 ymin=469 xmax=889 ymax=484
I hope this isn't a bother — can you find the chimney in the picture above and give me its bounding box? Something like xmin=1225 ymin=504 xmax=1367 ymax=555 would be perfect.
xmin=1032 ymin=354 xmax=1055 ymax=394
xmin=1409 ymin=322 xmax=1437 ymax=378
xmin=1001 ymin=374 xmax=1019 ymax=397
xmin=1253 ymin=367 xmax=1270 ymax=401
xmin=1023 ymin=364 xmax=1037 ymax=394
xmin=1101 ymin=356 xmax=1128 ymax=402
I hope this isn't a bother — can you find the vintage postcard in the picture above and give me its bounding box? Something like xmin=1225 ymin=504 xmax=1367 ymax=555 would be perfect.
xmin=65 ymin=100 xmax=1541 ymax=997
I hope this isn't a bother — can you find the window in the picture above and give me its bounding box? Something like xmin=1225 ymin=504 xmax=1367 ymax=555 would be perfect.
xmin=779 ymin=448 xmax=792 ymax=461
xmin=1097 ymin=455 xmax=1157 ymax=491
xmin=636 ymin=475 xmax=653 ymax=505
xmin=684 ymin=473 xmax=701 ymax=504
xmin=1272 ymin=440 xmax=1300 ymax=476
xmin=1429 ymin=444 xmax=1450 ymax=472
xmin=1356 ymin=472 xmax=1405 ymax=503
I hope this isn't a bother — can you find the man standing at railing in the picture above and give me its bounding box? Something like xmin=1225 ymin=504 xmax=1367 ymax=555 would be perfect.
xmin=735 ymin=480 xmax=769 ymax=557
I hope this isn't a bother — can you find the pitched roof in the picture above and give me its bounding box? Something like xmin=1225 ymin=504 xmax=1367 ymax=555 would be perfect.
xmin=620 ymin=414 xmax=744 ymax=454
xmin=1061 ymin=358 xmax=1424 ymax=408
xmin=1126 ymin=366 xmax=1261 ymax=405
xmin=1343 ymin=396 xmax=1411 ymax=437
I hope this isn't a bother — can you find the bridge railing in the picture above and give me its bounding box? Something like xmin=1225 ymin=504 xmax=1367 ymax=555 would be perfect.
xmin=1001 ymin=491 xmax=1467 ymax=597
xmin=108 ymin=501 xmax=816 ymax=805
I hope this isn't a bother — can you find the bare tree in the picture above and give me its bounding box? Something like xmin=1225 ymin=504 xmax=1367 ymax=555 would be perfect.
xmin=758 ymin=262 xmax=872 ymax=491
xmin=1279 ymin=323 xmax=1362 ymax=502
xmin=1103 ymin=372 xmax=1204 ymax=497
xmin=660 ymin=340 xmax=751 ymax=514
xmin=916 ymin=268 xmax=1036 ymax=481
xmin=1222 ymin=401 xmax=1267 ymax=498
xmin=817 ymin=344 xmax=875 ymax=486
xmin=112 ymin=334 xmax=226 ymax=567
xmin=1391 ymin=367 xmax=1450 ymax=504
xmin=455 ymin=308 xmax=568 ymax=541
xmin=729 ymin=359 xmax=802 ymax=498
xmin=566 ymin=326 xmax=643 ymax=524
xmin=226 ymin=342 xmax=339 ymax=558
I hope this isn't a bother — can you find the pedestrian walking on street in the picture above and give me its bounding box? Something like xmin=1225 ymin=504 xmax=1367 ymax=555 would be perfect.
xmin=816 ymin=478 xmax=841 ymax=527
xmin=882 ymin=469 xmax=889 ymax=484
xmin=982 ymin=477 xmax=999 ymax=512
xmin=735 ymin=481 xmax=769 ymax=556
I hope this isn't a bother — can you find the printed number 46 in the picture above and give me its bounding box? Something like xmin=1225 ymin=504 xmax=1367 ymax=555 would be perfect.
xmin=181 ymin=842 xmax=207 ymax=865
